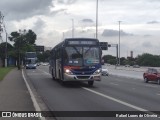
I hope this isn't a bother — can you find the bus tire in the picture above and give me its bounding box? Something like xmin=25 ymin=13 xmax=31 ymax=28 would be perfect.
xmin=59 ymin=71 xmax=65 ymax=85
xmin=88 ymin=81 xmax=94 ymax=86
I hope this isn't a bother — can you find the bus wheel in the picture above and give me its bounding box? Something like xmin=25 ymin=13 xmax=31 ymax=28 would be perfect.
xmin=88 ymin=81 xmax=94 ymax=86
xmin=59 ymin=71 xmax=65 ymax=85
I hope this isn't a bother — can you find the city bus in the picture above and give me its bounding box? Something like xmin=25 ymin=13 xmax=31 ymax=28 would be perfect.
xmin=49 ymin=38 xmax=102 ymax=86
xmin=25 ymin=52 xmax=37 ymax=69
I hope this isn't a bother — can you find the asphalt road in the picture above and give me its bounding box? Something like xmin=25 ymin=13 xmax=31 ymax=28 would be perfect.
xmin=24 ymin=65 xmax=160 ymax=120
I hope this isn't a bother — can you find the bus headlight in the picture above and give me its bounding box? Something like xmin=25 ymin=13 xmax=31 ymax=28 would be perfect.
xmin=65 ymin=69 xmax=73 ymax=75
xmin=93 ymin=69 xmax=101 ymax=75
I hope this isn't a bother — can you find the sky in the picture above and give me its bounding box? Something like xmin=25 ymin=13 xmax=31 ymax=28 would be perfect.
xmin=1 ymin=0 xmax=160 ymax=58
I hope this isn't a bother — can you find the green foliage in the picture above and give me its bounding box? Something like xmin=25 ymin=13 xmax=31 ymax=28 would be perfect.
xmin=137 ymin=53 xmax=160 ymax=67
xmin=103 ymin=53 xmax=160 ymax=67
xmin=9 ymin=29 xmax=36 ymax=49
xmin=0 ymin=67 xmax=14 ymax=80
xmin=25 ymin=30 xmax=37 ymax=45
xmin=102 ymin=55 xmax=117 ymax=65
xmin=37 ymin=50 xmax=51 ymax=62
xmin=8 ymin=29 xmax=37 ymax=65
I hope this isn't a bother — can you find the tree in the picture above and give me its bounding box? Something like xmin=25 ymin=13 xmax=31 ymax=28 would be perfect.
xmin=137 ymin=53 xmax=160 ymax=67
xmin=8 ymin=29 xmax=37 ymax=69
xmin=102 ymin=55 xmax=117 ymax=65
xmin=37 ymin=50 xmax=51 ymax=62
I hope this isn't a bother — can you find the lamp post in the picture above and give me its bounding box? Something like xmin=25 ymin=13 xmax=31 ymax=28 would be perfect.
xmin=96 ymin=0 xmax=98 ymax=39
xmin=72 ymin=19 xmax=74 ymax=38
xmin=118 ymin=21 xmax=121 ymax=65
xmin=3 ymin=22 xmax=8 ymax=67
xmin=5 ymin=32 xmax=7 ymax=67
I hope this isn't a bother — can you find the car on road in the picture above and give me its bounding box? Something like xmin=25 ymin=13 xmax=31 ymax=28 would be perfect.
xmin=26 ymin=63 xmax=37 ymax=69
xmin=42 ymin=62 xmax=49 ymax=66
xmin=101 ymin=66 xmax=109 ymax=76
xmin=133 ymin=64 xmax=140 ymax=68
xmin=125 ymin=64 xmax=130 ymax=67
xmin=143 ymin=68 xmax=160 ymax=85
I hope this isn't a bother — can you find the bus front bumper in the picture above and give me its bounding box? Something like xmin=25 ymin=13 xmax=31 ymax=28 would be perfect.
xmin=63 ymin=73 xmax=101 ymax=81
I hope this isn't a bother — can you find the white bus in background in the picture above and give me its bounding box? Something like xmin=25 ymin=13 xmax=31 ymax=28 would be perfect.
xmin=25 ymin=52 xmax=37 ymax=69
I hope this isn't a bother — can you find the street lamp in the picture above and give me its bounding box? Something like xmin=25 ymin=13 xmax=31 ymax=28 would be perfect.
xmin=3 ymin=21 xmax=8 ymax=67
xmin=4 ymin=30 xmax=7 ymax=67
xmin=96 ymin=0 xmax=98 ymax=39
xmin=71 ymin=19 xmax=74 ymax=38
xmin=118 ymin=21 xmax=121 ymax=65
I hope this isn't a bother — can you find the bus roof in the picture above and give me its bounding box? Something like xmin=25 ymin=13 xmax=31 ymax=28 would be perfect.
xmin=65 ymin=38 xmax=99 ymax=41
xmin=52 ymin=38 xmax=99 ymax=50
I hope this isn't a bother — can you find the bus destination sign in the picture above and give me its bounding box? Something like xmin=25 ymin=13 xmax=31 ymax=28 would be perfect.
xmin=68 ymin=40 xmax=97 ymax=45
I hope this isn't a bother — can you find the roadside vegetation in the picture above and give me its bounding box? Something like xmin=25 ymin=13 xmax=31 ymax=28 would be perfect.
xmin=0 ymin=67 xmax=14 ymax=80
xmin=103 ymin=53 xmax=160 ymax=67
xmin=0 ymin=29 xmax=37 ymax=68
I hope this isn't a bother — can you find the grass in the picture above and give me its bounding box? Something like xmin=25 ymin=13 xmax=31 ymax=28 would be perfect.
xmin=0 ymin=67 xmax=14 ymax=81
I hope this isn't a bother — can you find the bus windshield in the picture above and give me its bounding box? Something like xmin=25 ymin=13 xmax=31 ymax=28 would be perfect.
xmin=64 ymin=46 xmax=100 ymax=66
xmin=26 ymin=59 xmax=36 ymax=64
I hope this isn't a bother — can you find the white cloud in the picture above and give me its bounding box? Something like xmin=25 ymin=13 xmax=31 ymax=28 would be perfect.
xmin=1 ymin=0 xmax=160 ymax=57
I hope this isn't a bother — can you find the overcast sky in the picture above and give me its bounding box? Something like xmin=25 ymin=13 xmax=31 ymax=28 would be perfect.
xmin=1 ymin=0 xmax=160 ymax=57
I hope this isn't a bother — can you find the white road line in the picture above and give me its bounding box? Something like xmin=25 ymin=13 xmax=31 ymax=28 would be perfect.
xmin=43 ymin=71 xmax=50 ymax=75
xmin=37 ymin=69 xmax=50 ymax=75
xmin=110 ymin=82 xmax=119 ymax=86
xmin=22 ymin=69 xmax=46 ymax=120
xmin=145 ymin=84 xmax=158 ymax=88
xmin=82 ymin=87 xmax=148 ymax=111
xmin=157 ymin=93 xmax=160 ymax=96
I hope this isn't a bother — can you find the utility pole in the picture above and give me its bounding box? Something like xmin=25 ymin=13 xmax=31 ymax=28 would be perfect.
xmin=4 ymin=23 xmax=8 ymax=67
xmin=108 ymin=43 xmax=119 ymax=68
xmin=118 ymin=21 xmax=121 ymax=65
xmin=72 ymin=19 xmax=74 ymax=38
xmin=96 ymin=0 xmax=98 ymax=39
xmin=0 ymin=11 xmax=4 ymax=43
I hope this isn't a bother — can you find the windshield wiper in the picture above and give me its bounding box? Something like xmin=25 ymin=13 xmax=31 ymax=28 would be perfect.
xmin=73 ymin=47 xmax=82 ymax=58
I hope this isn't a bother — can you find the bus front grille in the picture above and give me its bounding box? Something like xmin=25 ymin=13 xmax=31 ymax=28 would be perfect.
xmin=76 ymin=76 xmax=90 ymax=79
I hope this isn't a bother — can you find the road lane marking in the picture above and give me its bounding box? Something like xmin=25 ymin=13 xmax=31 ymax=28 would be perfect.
xmin=22 ymin=69 xmax=46 ymax=120
xmin=37 ymin=69 xmax=50 ymax=75
xmin=145 ymin=84 xmax=158 ymax=88
xmin=82 ymin=87 xmax=148 ymax=111
xmin=110 ymin=82 xmax=119 ymax=86
xmin=157 ymin=93 xmax=160 ymax=96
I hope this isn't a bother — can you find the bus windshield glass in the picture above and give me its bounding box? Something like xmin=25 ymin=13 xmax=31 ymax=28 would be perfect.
xmin=26 ymin=59 xmax=36 ymax=64
xmin=64 ymin=46 xmax=100 ymax=66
